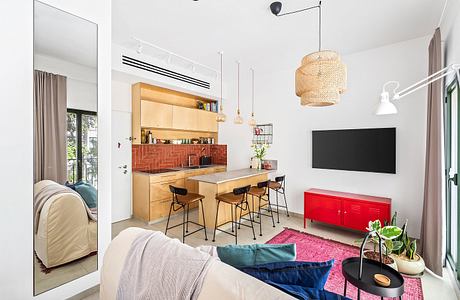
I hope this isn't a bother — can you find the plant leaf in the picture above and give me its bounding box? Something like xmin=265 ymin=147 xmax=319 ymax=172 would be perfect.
xmin=392 ymin=241 xmax=404 ymax=252
xmin=379 ymin=226 xmax=402 ymax=240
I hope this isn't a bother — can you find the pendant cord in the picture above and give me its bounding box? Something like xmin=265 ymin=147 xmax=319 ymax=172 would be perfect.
xmin=237 ymin=61 xmax=240 ymax=113
xmin=251 ymin=68 xmax=255 ymax=115
xmin=318 ymin=1 xmax=322 ymax=52
xmin=220 ymin=52 xmax=223 ymax=110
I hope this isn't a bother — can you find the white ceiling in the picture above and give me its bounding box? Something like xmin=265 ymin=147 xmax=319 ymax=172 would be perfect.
xmin=34 ymin=1 xmax=97 ymax=68
xmin=112 ymin=0 xmax=445 ymax=70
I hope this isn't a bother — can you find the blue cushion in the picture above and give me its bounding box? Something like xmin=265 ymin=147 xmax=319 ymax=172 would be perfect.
xmin=65 ymin=180 xmax=84 ymax=191
xmin=239 ymin=260 xmax=334 ymax=290
xmin=217 ymin=244 xmax=296 ymax=268
xmin=266 ymin=282 xmax=350 ymax=300
xmin=74 ymin=182 xmax=97 ymax=208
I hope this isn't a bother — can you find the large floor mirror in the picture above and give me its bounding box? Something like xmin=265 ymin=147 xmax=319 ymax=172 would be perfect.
xmin=33 ymin=1 xmax=98 ymax=295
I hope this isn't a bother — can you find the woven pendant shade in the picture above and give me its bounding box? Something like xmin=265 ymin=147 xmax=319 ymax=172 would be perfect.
xmin=295 ymin=50 xmax=347 ymax=106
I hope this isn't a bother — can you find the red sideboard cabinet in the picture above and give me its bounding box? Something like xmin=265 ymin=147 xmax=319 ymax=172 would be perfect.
xmin=304 ymin=189 xmax=391 ymax=231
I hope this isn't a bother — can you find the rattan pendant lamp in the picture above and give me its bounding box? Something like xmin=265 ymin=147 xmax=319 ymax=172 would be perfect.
xmin=271 ymin=1 xmax=347 ymax=106
xmin=248 ymin=68 xmax=257 ymax=127
xmin=234 ymin=61 xmax=243 ymax=124
xmin=216 ymin=51 xmax=227 ymax=122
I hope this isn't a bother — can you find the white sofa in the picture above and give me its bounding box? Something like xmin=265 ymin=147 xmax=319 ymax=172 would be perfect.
xmin=34 ymin=180 xmax=97 ymax=268
xmin=101 ymin=227 xmax=295 ymax=300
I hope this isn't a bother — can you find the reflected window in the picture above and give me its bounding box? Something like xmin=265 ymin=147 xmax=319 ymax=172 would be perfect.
xmin=66 ymin=109 xmax=98 ymax=187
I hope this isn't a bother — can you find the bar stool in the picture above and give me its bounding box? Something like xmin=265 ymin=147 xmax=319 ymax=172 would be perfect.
xmin=269 ymin=175 xmax=290 ymax=223
xmin=241 ymin=180 xmax=276 ymax=236
xmin=212 ymin=185 xmax=256 ymax=244
xmin=165 ymin=185 xmax=208 ymax=243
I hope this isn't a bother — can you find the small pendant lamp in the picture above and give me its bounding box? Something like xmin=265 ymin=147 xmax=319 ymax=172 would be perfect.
xmin=216 ymin=51 xmax=227 ymax=122
xmin=248 ymin=68 xmax=257 ymax=127
xmin=234 ymin=61 xmax=243 ymax=124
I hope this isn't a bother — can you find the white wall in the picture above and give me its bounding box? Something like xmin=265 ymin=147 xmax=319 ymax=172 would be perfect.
xmin=220 ymin=36 xmax=430 ymax=238
xmin=0 ymin=0 xmax=111 ymax=299
xmin=35 ymin=54 xmax=97 ymax=111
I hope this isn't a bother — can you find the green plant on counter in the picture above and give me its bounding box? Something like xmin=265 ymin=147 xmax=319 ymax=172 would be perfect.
xmin=251 ymin=144 xmax=269 ymax=160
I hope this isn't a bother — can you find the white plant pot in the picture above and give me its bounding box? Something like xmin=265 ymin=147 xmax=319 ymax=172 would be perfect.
xmin=363 ymin=250 xmax=398 ymax=271
xmin=392 ymin=253 xmax=425 ymax=275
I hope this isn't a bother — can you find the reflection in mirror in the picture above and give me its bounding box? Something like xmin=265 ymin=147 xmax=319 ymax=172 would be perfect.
xmin=33 ymin=1 xmax=97 ymax=295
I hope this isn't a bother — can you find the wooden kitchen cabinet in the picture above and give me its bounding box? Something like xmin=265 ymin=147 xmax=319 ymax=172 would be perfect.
xmin=172 ymin=106 xmax=198 ymax=131
xmin=140 ymin=100 xmax=173 ymax=129
xmin=132 ymin=82 xmax=219 ymax=144
xmin=133 ymin=166 xmax=226 ymax=223
xmin=197 ymin=110 xmax=218 ymax=132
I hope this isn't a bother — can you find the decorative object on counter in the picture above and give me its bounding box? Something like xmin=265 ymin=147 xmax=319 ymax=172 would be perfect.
xmin=342 ymin=230 xmax=405 ymax=300
xmin=262 ymin=159 xmax=277 ymax=170
xmin=216 ymin=51 xmax=227 ymax=122
xmin=251 ymin=144 xmax=269 ymax=170
xmin=252 ymin=123 xmax=273 ymax=144
xmin=248 ymin=68 xmax=257 ymax=127
xmin=270 ymin=1 xmax=347 ymax=106
xmin=234 ymin=61 xmax=244 ymax=124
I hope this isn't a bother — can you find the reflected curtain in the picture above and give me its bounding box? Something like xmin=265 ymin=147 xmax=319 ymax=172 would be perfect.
xmin=420 ymin=28 xmax=443 ymax=276
xmin=33 ymin=70 xmax=67 ymax=184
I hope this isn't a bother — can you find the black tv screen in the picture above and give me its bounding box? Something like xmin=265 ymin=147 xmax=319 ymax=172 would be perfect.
xmin=312 ymin=128 xmax=396 ymax=174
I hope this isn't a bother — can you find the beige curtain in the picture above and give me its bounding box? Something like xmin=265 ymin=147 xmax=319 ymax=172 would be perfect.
xmin=420 ymin=28 xmax=443 ymax=276
xmin=33 ymin=70 xmax=67 ymax=184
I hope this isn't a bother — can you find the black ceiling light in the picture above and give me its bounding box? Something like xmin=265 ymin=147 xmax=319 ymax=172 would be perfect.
xmin=270 ymin=2 xmax=282 ymax=16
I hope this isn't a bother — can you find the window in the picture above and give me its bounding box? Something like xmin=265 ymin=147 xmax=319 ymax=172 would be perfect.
xmin=66 ymin=109 xmax=98 ymax=187
xmin=445 ymin=80 xmax=460 ymax=283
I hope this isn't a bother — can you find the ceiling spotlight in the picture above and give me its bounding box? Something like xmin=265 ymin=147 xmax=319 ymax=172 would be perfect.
xmin=270 ymin=2 xmax=282 ymax=16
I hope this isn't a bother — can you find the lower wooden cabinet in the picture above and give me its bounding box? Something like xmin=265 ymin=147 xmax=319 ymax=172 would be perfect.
xmin=133 ymin=166 xmax=226 ymax=223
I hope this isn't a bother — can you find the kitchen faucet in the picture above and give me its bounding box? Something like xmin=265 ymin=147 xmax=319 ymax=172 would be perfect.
xmin=188 ymin=154 xmax=197 ymax=167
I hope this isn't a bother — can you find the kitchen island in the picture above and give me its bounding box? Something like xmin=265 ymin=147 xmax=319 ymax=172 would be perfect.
xmin=188 ymin=168 xmax=272 ymax=229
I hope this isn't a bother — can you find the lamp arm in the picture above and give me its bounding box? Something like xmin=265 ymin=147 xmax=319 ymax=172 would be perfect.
xmin=394 ymin=64 xmax=459 ymax=100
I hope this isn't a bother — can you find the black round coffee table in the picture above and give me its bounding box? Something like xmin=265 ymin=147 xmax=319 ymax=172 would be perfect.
xmin=342 ymin=257 xmax=404 ymax=299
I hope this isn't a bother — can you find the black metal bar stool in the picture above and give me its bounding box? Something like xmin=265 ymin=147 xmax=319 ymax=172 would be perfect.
xmin=269 ymin=175 xmax=290 ymax=223
xmin=212 ymin=185 xmax=256 ymax=244
xmin=165 ymin=185 xmax=208 ymax=243
xmin=240 ymin=180 xmax=276 ymax=236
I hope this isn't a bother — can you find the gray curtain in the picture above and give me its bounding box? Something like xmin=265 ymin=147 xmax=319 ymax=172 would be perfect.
xmin=33 ymin=70 xmax=67 ymax=184
xmin=420 ymin=28 xmax=443 ymax=276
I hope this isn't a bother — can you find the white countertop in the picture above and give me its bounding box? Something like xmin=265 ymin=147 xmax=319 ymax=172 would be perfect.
xmin=188 ymin=168 xmax=273 ymax=184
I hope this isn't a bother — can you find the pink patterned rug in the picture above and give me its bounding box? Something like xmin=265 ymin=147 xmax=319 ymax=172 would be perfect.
xmin=266 ymin=228 xmax=424 ymax=300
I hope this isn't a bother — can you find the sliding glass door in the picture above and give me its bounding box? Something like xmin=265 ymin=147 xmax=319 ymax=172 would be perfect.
xmin=445 ymin=79 xmax=460 ymax=282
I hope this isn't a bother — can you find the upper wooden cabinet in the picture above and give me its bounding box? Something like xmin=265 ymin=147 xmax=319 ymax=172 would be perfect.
xmin=172 ymin=105 xmax=198 ymax=131
xmin=132 ymin=83 xmax=219 ymax=144
xmin=141 ymin=101 xmax=173 ymax=129
xmin=198 ymin=110 xmax=218 ymax=132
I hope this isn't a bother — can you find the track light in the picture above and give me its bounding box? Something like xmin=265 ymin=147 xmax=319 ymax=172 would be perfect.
xmin=270 ymin=2 xmax=282 ymax=16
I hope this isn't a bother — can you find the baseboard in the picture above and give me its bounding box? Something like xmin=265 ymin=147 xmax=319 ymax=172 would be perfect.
xmin=66 ymin=285 xmax=99 ymax=300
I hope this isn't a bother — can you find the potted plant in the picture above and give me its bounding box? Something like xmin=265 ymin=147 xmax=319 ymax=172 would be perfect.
xmin=388 ymin=213 xmax=425 ymax=275
xmin=358 ymin=219 xmax=402 ymax=271
xmin=251 ymin=144 xmax=269 ymax=170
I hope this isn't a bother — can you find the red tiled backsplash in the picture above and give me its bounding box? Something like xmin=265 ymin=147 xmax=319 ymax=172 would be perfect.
xmin=132 ymin=144 xmax=227 ymax=171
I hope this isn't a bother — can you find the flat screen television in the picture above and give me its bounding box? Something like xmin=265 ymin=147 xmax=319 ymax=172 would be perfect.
xmin=312 ymin=128 xmax=396 ymax=174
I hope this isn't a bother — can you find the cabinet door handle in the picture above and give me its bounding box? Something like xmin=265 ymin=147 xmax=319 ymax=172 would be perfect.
xmin=338 ymin=210 xmax=341 ymax=215
xmin=344 ymin=211 xmax=347 ymax=214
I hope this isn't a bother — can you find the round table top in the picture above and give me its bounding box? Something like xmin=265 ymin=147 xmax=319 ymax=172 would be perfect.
xmin=342 ymin=257 xmax=405 ymax=298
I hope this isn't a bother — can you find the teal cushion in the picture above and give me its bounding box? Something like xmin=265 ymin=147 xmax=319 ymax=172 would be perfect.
xmin=217 ymin=244 xmax=296 ymax=268
xmin=74 ymin=182 xmax=97 ymax=209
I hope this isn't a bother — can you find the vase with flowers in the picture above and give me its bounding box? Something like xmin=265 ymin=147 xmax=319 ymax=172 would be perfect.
xmin=251 ymin=144 xmax=269 ymax=169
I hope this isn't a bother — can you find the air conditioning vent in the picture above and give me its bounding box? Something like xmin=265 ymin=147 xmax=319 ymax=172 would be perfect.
xmin=121 ymin=55 xmax=210 ymax=89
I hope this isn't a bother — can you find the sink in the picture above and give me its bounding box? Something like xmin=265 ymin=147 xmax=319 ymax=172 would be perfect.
xmin=184 ymin=165 xmax=212 ymax=169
